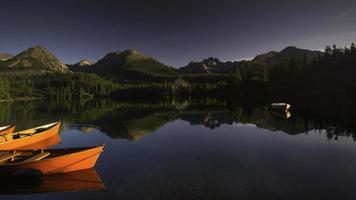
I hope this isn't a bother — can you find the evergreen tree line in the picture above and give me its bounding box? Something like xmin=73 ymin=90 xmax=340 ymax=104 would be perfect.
xmin=266 ymin=43 xmax=356 ymax=101
xmin=0 ymin=72 xmax=119 ymax=100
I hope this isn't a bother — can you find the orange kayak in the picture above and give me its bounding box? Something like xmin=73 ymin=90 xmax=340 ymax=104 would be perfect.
xmin=0 ymin=145 xmax=104 ymax=176
xmin=0 ymin=169 xmax=106 ymax=194
xmin=0 ymin=125 xmax=15 ymax=136
xmin=0 ymin=122 xmax=61 ymax=150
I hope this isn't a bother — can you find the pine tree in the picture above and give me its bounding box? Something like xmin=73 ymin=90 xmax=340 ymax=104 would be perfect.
xmin=325 ymin=45 xmax=333 ymax=56
xmin=351 ymin=43 xmax=356 ymax=53
xmin=332 ymin=44 xmax=337 ymax=56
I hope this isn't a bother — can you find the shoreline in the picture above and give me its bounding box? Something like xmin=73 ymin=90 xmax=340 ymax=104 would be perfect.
xmin=0 ymin=97 xmax=46 ymax=102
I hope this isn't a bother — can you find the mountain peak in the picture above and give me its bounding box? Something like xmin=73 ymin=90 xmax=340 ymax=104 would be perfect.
xmin=179 ymin=57 xmax=231 ymax=74
xmin=0 ymin=45 xmax=69 ymax=73
xmin=202 ymin=57 xmax=222 ymax=66
xmin=18 ymin=45 xmax=54 ymax=58
xmin=89 ymin=49 xmax=177 ymax=81
xmin=30 ymin=45 xmax=47 ymax=50
xmin=281 ymin=46 xmax=301 ymax=53
xmin=253 ymin=46 xmax=322 ymax=66
xmin=67 ymin=59 xmax=92 ymax=72
xmin=105 ymin=49 xmax=139 ymax=57
xmin=123 ymin=49 xmax=139 ymax=55
xmin=76 ymin=60 xmax=92 ymax=66
xmin=282 ymin=46 xmax=297 ymax=50
xmin=25 ymin=45 xmax=50 ymax=54
xmin=0 ymin=53 xmax=13 ymax=61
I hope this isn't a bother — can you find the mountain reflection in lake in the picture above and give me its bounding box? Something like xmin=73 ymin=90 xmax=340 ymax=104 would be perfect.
xmin=1 ymin=99 xmax=356 ymax=200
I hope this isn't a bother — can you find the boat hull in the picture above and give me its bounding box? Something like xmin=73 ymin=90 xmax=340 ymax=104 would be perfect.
xmin=19 ymin=134 xmax=61 ymax=150
xmin=0 ymin=145 xmax=104 ymax=175
xmin=0 ymin=122 xmax=60 ymax=150
xmin=0 ymin=126 xmax=15 ymax=136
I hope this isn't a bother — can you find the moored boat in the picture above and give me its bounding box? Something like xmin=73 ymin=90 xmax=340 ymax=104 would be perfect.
xmin=0 ymin=122 xmax=61 ymax=150
xmin=0 ymin=125 xmax=15 ymax=136
xmin=0 ymin=145 xmax=104 ymax=176
xmin=22 ymin=133 xmax=61 ymax=150
xmin=270 ymin=103 xmax=291 ymax=111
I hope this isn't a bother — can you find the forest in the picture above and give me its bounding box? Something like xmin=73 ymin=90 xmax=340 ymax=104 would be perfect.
xmin=0 ymin=72 xmax=118 ymax=101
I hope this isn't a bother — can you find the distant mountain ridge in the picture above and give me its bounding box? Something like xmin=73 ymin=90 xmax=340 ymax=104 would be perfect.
xmin=179 ymin=57 xmax=237 ymax=74
xmin=0 ymin=45 xmax=324 ymax=78
xmin=253 ymin=46 xmax=322 ymax=66
xmin=179 ymin=46 xmax=323 ymax=74
xmin=0 ymin=46 xmax=68 ymax=73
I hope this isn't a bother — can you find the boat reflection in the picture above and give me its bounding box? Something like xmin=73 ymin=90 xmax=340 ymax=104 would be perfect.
xmin=0 ymin=169 xmax=105 ymax=195
xmin=271 ymin=110 xmax=291 ymax=119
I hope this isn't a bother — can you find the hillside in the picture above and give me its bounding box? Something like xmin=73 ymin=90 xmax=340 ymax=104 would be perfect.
xmin=0 ymin=46 xmax=69 ymax=73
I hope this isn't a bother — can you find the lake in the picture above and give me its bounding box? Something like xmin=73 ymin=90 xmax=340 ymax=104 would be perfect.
xmin=1 ymin=99 xmax=356 ymax=200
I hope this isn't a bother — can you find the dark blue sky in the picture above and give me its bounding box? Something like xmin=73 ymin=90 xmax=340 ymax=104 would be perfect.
xmin=1 ymin=0 xmax=356 ymax=67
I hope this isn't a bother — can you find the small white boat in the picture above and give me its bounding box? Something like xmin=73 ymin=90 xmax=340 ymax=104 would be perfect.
xmin=271 ymin=103 xmax=291 ymax=111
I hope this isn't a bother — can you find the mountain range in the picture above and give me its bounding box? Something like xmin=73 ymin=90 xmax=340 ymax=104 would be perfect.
xmin=178 ymin=46 xmax=323 ymax=74
xmin=0 ymin=45 xmax=323 ymax=80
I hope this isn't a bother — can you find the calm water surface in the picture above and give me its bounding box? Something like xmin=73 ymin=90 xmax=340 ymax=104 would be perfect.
xmin=1 ymin=100 xmax=356 ymax=200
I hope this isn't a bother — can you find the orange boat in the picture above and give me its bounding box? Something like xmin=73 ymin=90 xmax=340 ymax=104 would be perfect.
xmin=0 ymin=125 xmax=15 ymax=135
xmin=0 ymin=122 xmax=61 ymax=150
xmin=24 ymin=133 xmax=62 ymax=150
xmin=0 ymin=145 xmax=104 ymax=176
xmin=0 ymin=169 xmax=106 ymax=194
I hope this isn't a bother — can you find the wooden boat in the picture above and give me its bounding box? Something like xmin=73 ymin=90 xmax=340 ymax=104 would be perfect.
xmin=0 ymin=145 xmax=104 ymax=176
xmin=0 ymin=122 xmax=61 ymax=150
xmin=22 ymin=133 xmax=61 ymax=150
xmin=0 ymin=169 xmax=106 ymax=194
xmin=0 ymin=125 xmax=15 ymax=135
xmin=271 ymin=103 xmax=291 ymax=111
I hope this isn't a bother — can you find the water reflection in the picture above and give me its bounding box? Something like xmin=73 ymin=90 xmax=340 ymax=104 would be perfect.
xmin=1 ymin=99 xmax=356 ymax=199
xmin=1 ymin=98 xmax=355 ymax=141
xmin=0 ymin=169 xmax=105 ymax=195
